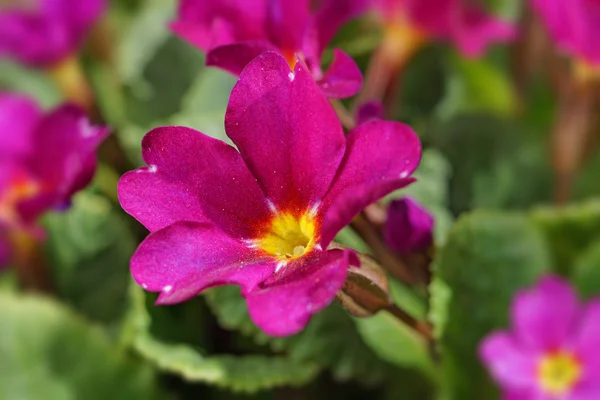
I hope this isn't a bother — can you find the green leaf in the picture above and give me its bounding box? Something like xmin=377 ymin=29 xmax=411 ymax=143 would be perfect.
xmin=531 ymin=200 xmax=600 ymax=274
xmin=573 ymin=240 xmax=600 ymax=299
xmin=427 ymin=275 xmax=452 ymax=340
xmin=0 ymin=292 xmax=158 ymax=400
xmin=437 ymin=211 xmax=551 ymax=398
xmin=43 ymin=192 xmax=136 ymax=324
xmin=123 ymin=284 xmax=319 ymax=393
xmin=0 ymin=61 xmax=61 ymax=107
xmin=116 ymin=0 xmax=176 ymax=86
xmin=334 ymin=226 xmax=372 ymax=255
xmin=204 ymin=286 xmax=389 ymax=384
xmin=353 ymin=312 xmax=437 ymax=380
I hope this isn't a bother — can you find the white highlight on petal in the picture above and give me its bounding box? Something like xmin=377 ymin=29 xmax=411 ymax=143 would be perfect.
xmin=399 ymin=171 xmax=409 ymax=179
xmin=79 ymin=117 xmax=97 ymax=138
xmin=163 ymin=285 xmax=173 ymax=293
xmin=266 ymin=199 xmax=278 ymax=213
xmin=309 ymin=201 xmax=321 ymax=217
xmin=141 ymin=283 xmax=148 ymax=289
xmin=148 ymin=164 xmax=158 ymax=173
xmin=288 ymin=72 xmax=295 ymax=81
xmin=243 ymin=239 xmax=259 ymax=249
xmin=315 ymin=244 xmax=323 ymax=251
xmin=275 ymin=261 xmax=286 ymax=273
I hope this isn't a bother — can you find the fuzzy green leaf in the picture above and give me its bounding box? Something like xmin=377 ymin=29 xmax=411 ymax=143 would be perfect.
xmin=0 ymin=292 xmax=158 ymax=400
xmin=573 ymin=240 xmax=600 ymax=299
xmin=124 ymin=284 xmax=319 ymax=393
xmin=437 ymin=211 xmax=551 ymax=398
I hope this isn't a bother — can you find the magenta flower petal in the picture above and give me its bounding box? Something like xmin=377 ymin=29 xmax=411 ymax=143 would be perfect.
xmin=569 ymin=383 xmax=600 ymax=400
xmin=225 ymin=51 xmax=346 ymax=210
xmin=383 ymin=197 xmax=434 ymax=253
xmin=574 ymin=300 xmax=600 ymax=382
xmin=0 ymin=235 xmax=11 ymax=269
xmin=246 ymin=248 xmax=357 ymax=336
xmin=454 ymin=6 xmax=517 ymax=58
xmin=479 ymin=332 xmax=538 ymax=391
xmin=0 ymin=93 xmax=41 ymax=160
xmin=118 ymin=126 xmax=270 ymax=238
xmin=313 ymin=0 xmax=369 ymax=55
xmin=317 ymin=49 xmax=363 ymax=98
xmin=131 ymin=221 xmax=275 ymax=305
xmin=0 ymin=0 xmax=105 ymax=66
xmin=356 ymin=100 xmax=384 ymax=125
xmin=206 ymin=40 xmax=279 ymax=76
xmin=266 ymin=0 xmax=310 ymax=52
xmin=170 ymin=0 xmax=268 ymax=51
xmin=320 ymin=120 xmax=421 ymax=246
xmin=512 ymin=276 xmax=579 ymax=351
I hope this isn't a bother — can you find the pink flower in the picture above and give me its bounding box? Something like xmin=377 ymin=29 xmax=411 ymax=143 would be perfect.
xmin=480 ymin=276 xmax=600 ymax=399
xmin=365 ymin=0 xmax=516 ymax=58
xmin=0 ymin=0 xmax=106 ymax=66
xmin=531 ymin=0 xmax=600 ymax=66
xmin=170 ymin=0 xmax=364 ymax=98
xmin=118 ymin=52 xmax=422 ymax=336
xmin=0 ymin=92 xmax=109 ymax=266
xmin=383 ymin=197 xmax=433 ymax=254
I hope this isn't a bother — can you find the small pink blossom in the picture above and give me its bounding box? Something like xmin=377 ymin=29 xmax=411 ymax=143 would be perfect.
xmin=118 ymin=52 xmax=422 ymax=336
xmin=170 ymin=0 xmax=364 ymax=98
xmin=364 ymin=0 xmax=516 ymax=58
xmin=0 ymin=0 xmax=106 ymax=66
xmin=531 ymin=0 xmax=600 ymax=66
xmin=480 ymin=276 xmax=600 ymax=399
xmin=0 ymin=92 xmax=109 ymax=266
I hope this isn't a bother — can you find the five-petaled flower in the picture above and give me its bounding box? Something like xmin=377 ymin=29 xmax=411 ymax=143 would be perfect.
xmin=118 ymin=51 xmax=421 ymax=336
xmin=170 ymin=0 xmax=364 ymax=98
xmin=0 ymin=92 xmax=109 ymax=267
xmin=480 ymin=276 xmax=600 ymax=399
xmin=362 ymin=0 xmax=516 ymax=60
xmin=0 ymin=0 xmax=106 ymax=67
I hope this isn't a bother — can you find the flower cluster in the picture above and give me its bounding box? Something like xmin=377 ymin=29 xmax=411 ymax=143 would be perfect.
xmin=0 ymin=0 xmax=105 ymax=66
xmin=0 ymin=92 xmax=109 ymax=267
xmin=480 ymin=276 xmax=600 ymax=399
xmin=170 ymin=0 xmax=364 ymax=98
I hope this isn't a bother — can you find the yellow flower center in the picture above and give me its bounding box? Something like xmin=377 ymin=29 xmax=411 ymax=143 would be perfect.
xmin=537 ymin=350 xmax=582 ymax=396
xmin=257 ymin=212 xmax=317 ymax=261
xmin=381 ymin=15 xmax=428 ymax=66
xmin=0 ymin=173 xmax=41 ymax=224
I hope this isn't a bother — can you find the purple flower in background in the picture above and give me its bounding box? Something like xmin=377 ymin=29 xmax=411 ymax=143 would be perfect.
xmin=531 ymin=0 xmax=600 ymax=67
xmin=363 ymin=0 xmax=516 ymax=58
xmin=0 ymin=92 xmax=109 ymax=266
xmin=383 ymin=197 xmax=433 ymax=254
xmin=118 ymin=51 xmax=421 ymax=336
xmin=355 ymin=100 xmax=384 ymax=125
xmin=170 ymin=0 xmax=364 ymax=98
xmin=480 ymin=276 xmax=600 ymax=399
xmin=0 ymin=0 xmax=106 ymax=66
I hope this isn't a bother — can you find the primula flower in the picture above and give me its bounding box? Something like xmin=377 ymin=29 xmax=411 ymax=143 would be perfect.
xmin=170 ymin=0 xmax=364 ymax=98
xmin=531 ymin=0 xmax=600 ymax=75
xmin=0 ymin=92 xmax=109 ymax=266
xmin=0 ymin=0 xmax=106 ymax=66
xmin=118 ymin=51 xmax=421 ymax=336
xmin=383 ymin=197 xmax=433 ymax=254
xmin=480 ymin=276 xmax=600 ymax=399
xmin=364 ymin=0 xmax=516 ymax=59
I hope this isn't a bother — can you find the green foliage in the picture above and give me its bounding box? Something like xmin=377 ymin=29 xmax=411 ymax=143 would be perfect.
xmin=531 ymin=200 xmax=600 ymax=274
xmin=204 ymin=286 xmax=389 ymax=385
xmin=0 ymin=292 xmax=158 ymax=400
xmin=573 ymin=240 xmax=600 ymax=299
xmin=43 ymin=192 xmax=136 ymax=324
xmin=0 ymin=61 xmax=62 ymax=107
xmin=123 ymin=284 xmax=319 ymax=393
xmin=436 ymin=211 xmax=551 ymax=398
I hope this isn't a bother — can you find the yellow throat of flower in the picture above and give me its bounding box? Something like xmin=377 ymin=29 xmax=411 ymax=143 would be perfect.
xmin=537 ymin=350 xmax=582 ymax=396
xmin=381 ymin=15 xmax=428 ymax=66
xmin=257 ymin=211 xmax=317 ymax=262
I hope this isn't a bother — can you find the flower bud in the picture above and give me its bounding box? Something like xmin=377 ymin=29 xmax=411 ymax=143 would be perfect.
xmin=383 ymin=197 xmax=434 ymax=254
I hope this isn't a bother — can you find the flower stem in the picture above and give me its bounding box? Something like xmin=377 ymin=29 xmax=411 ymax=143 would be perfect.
xmin=11 ymin=230 xmax=53 ymax=293
xmin=386 ymin=303 xmax=433 ymax=342
xmin=351 ymin=213 xmax=422 ymax=287
xmin=330 ymin=99 xmax=356 ymax=131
